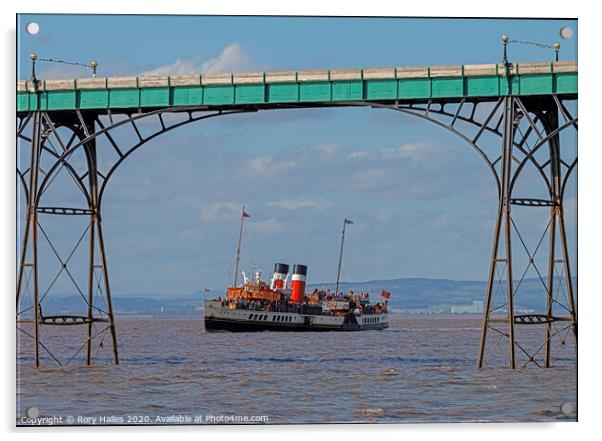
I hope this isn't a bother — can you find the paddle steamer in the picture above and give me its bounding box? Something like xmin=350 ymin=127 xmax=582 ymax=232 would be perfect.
xmin=203 ymin=208 xmax=390 ymax=332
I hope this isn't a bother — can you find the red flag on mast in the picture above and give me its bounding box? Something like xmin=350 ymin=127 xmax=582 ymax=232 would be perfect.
xmin=381 ymin=290 xmax=391 ymax=300
xmin=242 ymin=208 xmax=250 ymax=218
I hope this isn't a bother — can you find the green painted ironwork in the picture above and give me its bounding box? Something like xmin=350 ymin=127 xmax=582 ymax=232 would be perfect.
xmin=16 ymin=61 xmax=577 ymax=113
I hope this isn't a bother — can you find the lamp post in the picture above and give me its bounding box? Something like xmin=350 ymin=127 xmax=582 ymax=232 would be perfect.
xmin=553 ymin=42 xmax=561 ymax=61
xmin=501 ymin=34 xmax=509 ymax=64
xmin=30 ymin=52 xmax=37 ymax=82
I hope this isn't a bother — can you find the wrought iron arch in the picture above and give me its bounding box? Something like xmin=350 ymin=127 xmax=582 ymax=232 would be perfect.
xmin=16 ymin=93 xmax=578 ymax=369
xmin=31 ymin=107 xmax=252 ymax=209
xmin=365 ymin=98 xmax=505 ymax=196
xmin=24 ymin=98 xmax=576 ymax=211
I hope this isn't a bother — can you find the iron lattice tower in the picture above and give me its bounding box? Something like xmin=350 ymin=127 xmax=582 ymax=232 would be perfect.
xmin=476 ymin=95 xmax=577 ymax=368
xmin=367 ymin=92 xmax=577 ymax=368
xmin=16 ymin=111 xmax=119 ymax=367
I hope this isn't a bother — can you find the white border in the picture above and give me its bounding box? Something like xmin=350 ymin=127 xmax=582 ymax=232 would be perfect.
xmin=2 ymin=1 xmax=600 ymax=440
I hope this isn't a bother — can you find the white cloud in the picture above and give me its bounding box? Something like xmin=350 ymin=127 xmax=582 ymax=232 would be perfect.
xmin=201 ymin=43 xmax=253 ymax=73
xmin=266 ymin=198 xmax=330 ymax=210
xmin=315 ymin=143 xmax=340 ymax=156
xmin=245 ymin=155 xmax=297 ymax=177
xmin=346 ymin=168 xmax=391 ymax=191
xmin=200 ymin=202 xmax=242 ymax=221
xmin=37 ymin=58 xmax=135 ymax=79
xmin=247 ymin=219 xmax=284 ymax=234
xmin=381 ymin=143 xmax=424 ymax=160
xmin=348 ymin=142 xmax=439 ymax=162
xmin=348 ymin=150 xmax=370 ymax=159
xmin=142 ymin=56 xmax=203 ymax=76
xmin=142 ymin=43 xmax=255 ymax=76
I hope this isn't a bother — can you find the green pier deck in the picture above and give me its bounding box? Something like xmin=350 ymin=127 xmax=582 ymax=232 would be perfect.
xmin=16 ymin=60 xmax=577 ymax=113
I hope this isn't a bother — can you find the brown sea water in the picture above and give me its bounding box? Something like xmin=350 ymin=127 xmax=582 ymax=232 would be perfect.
xmin=16 ymin=315 xmax=577 ymax=425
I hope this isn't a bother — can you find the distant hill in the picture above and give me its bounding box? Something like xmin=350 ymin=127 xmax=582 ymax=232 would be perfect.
xmin=35 ymin=295 xmax=204 ymax=317
xmin=32 ymin=277 xmax=576 ymax=316
xmin=307 ymin=277 xmax=577 ymax=313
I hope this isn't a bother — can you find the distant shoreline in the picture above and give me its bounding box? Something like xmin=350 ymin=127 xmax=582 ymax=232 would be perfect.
xmin=110 ymin=312 xmax=488 ymax=319
xmin=31 ymin=275 xmax=575 ymax=317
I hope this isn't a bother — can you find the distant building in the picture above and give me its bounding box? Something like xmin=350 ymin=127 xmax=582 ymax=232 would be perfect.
xmin=451 ymin=300 xmax=484 ymax=314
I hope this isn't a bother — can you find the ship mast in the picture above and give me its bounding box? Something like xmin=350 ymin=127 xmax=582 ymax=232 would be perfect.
xmin=233 ymin=206 xmax=249 ymax=287
xmin=335 ymin=218 xmax=353 ymax=296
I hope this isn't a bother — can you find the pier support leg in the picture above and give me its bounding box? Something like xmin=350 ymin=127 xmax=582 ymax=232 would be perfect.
xmin=82 ymin=118 xmax=119 ymax=365
xmin=539 ymin=104 xmax=578 ymax=367
xmin=17 ymin=112 xmax=119 ymax=367
xmin=478 ymin=96 xmax=516 ymax=369
xmin=478 ymin=96 xmax=577 ymax=368
xmin=17 ymin=112 xmax=44 ymax=367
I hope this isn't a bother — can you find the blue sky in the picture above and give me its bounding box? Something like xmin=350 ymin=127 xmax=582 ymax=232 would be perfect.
xmin=16 ymin=15 xmax=578 ymax=295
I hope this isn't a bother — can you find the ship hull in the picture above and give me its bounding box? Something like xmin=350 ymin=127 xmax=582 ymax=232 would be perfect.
xmin=203 ymin=300 xmax=388 ymax=332
xmin=204 ymin=316 xmax=388 ymax=332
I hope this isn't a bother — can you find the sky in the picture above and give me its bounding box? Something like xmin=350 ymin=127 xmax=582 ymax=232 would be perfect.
xmin=16 ymin=15 xmax=578 ymax=296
